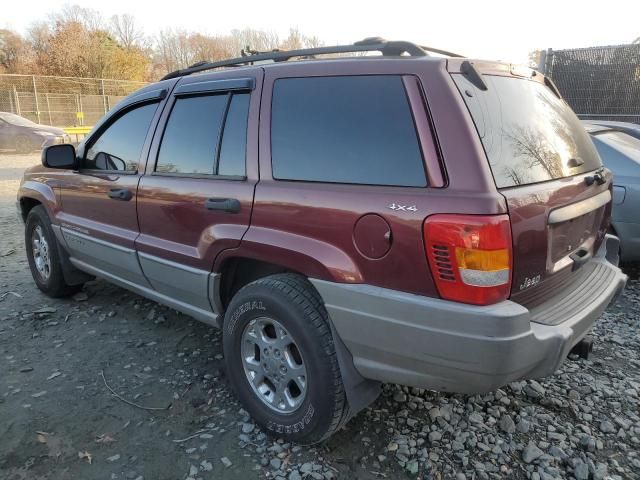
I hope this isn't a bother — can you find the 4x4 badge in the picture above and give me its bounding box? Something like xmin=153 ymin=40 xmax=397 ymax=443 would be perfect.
xmin=388 ymin=203 xmax=417 ymax=212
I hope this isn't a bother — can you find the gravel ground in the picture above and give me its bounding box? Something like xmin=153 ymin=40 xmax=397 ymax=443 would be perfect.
xmin=1 ymin=152 xmax=639 ymax=480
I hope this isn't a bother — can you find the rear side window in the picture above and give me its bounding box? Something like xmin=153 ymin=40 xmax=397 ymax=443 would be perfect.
xmin=156 ymin=92 xmax=249 ymax=176
xmin=453 ymin=74 xmax=601 ymax=188
xmin=85 ymin=102 xmax=158 ymax=172
xmin=271 ymin=76 xmax=426 ymax=186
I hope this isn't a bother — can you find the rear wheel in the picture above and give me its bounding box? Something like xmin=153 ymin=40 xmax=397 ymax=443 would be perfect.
xmin=25 ymin=206 xmax=82 ymax=297
xmin=223 ymin=273 xmax=349 ymax=444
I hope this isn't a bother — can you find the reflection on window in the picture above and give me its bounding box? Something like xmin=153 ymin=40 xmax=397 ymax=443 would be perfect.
xmin=156 ymin=93 xmax=250 ymax=176
xmin=453 ymin=75 xmax=601 ymax=188
xmin=156 ymin=95 xmax=227 ymax=175
xmin=85 ymin=102 xmax=158 ymax=172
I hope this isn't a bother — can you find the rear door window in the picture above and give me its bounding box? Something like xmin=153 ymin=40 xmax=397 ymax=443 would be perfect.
xmin=271 ymin=75 xmax=427 ymax=187
xmin=453 ymin=74 xmax=601 ymax=188
xmin=156 ymin=92 xmax=249 ymax=176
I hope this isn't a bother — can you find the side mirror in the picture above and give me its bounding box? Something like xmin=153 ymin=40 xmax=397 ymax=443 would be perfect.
xmin=42 ymin=144 xmax=77 ymax=169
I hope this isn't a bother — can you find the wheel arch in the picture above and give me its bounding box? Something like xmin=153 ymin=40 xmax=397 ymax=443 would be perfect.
xmin=215 ymin=256 xmax=302 ymax=311
xmin=18 ymin=181 xmax=59 ymax=223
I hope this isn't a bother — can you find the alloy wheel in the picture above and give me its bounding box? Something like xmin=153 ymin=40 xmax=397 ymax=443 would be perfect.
xmin=241 ymin=316 xmax=307 ymax=414
xmin=31 ymin=225 xmax=51 ymax=281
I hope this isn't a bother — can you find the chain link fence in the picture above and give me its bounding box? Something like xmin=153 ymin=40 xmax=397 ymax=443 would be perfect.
xmin=0 ymin=74 xmax=147 ymax=127
xmin=540 ymin=43 xmax=640 ymax=124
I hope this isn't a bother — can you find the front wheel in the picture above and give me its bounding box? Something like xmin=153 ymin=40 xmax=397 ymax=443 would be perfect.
xmin=223 ymin=273 xmax=349 ymax=444
xmin=25 ymin=205 xmax=82 ymax=297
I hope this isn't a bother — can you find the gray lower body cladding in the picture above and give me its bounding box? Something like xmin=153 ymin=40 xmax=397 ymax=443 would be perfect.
xmin=56 ymin=227 xmax=221 ymax=326
xmin=311 ymin=236 xmax=627 ymax=394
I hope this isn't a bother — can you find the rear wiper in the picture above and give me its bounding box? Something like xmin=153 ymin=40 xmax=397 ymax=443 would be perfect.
xmin=460 ymin=60 xmax=488 ymax=91
xmin=567 ymin=157 xmax=584 ymax=167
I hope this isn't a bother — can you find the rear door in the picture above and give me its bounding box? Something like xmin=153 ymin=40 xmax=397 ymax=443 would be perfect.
xmin=451 ymin=67 xmax=610 ymax=306
xmin=57 ymin=86 xmax=167 ymax=285
xmin=135 ymin=71 xmax=261 ymax=314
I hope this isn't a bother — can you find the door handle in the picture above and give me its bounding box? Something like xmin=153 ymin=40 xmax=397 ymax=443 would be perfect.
xmin=108 ymin=188 xmax=133 ymax=201
xmin=204 ymin=198 xmax=241 ymax=213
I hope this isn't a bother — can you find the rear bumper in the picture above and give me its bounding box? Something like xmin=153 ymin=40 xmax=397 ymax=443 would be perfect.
xmin=311 ymin=235 xmax=627 ymax=393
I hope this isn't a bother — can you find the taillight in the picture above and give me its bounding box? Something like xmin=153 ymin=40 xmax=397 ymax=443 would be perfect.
xmin=424 ymin=214 xmax=512 ymax=305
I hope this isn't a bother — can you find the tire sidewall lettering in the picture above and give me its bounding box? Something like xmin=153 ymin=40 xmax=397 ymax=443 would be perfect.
xmin=226 ymin=300 xmax=266 ymax=336
xmin=266 ymin=404 xmax=315 ymax=434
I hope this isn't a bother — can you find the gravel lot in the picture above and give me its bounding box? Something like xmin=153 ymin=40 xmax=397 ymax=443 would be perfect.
xmin=1 ymin=153 xmax=639 ymax=480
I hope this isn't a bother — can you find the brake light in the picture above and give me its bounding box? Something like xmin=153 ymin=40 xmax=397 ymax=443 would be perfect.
xmin=424 ymin=214 xmax=512 ymax=305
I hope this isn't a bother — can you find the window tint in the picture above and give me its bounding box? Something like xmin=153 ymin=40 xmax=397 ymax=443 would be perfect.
xmin=218 ymin=93 xmax=249 ymax=176
xmin=271 ymin=76 xmax=426 ymax=186
xmin=156 ymin=95 xmax=227 ymax=175
xmin=85 ymin=102 xmax=158 ymax=171
xmin=453 ymin=74 xmax=601 ymax=188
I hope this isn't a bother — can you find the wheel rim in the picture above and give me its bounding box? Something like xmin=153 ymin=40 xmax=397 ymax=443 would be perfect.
xmin=241 ymin=316 xmax=307 ymax=414
xmin=31 ymin=225 xmax=51 ymax=281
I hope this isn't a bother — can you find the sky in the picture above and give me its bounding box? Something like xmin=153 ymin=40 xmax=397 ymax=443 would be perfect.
xmin=3 ymin=0 xmax=640 ymax=65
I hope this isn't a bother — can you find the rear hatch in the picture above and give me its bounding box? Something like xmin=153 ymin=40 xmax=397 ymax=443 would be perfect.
xmin=450 ymin=63 xmax=611 ymax=309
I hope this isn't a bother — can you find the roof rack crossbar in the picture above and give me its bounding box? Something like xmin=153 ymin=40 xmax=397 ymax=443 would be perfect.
xmin=161 ymin=39 xmax=450 ymax=80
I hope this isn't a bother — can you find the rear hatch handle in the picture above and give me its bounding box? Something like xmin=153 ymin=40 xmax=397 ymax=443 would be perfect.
xmin=584 ymin=168 xmax=607 ymax=186
xmin=570 ymin=247 xmax=592 ymax=272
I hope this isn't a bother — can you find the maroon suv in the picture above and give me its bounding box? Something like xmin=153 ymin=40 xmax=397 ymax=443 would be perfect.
xmin=17 ymin=39 xmax=627 ymax=443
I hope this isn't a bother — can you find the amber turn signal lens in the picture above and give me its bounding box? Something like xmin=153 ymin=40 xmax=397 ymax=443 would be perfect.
xmin=455 ymin=248 xmax=510 ymax=271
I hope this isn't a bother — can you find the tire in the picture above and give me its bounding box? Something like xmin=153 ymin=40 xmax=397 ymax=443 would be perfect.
xmin=15 ymin=135 xmax=33 ymax=154
xmin=223 ymin=273 xmax=349 ymax=444
xmin=25 ymin=206 xmax=82 ymax=298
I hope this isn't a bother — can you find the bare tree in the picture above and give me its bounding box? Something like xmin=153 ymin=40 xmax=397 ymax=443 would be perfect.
xmin=155 ymin=29 xmax=237 ymax=75
xmin=110 ymin=14 xmax=146 ymax=49
xmin=156 ymin=29 xmax=194 ymax=73
xmin=228 ymin=28 xmax=280 ymax=55
xmin=279 ymin=28 xmax=323 ymax=50
xmin=54 ymin=5 xmax=104 ymax=32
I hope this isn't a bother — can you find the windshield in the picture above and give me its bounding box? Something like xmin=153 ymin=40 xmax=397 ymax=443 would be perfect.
xmin=0 ymin=112 xmax=36 ymax=127
xmin=452 ymin=74 xmax=602 ymax=188
xmin=595 ymin=131 xmax=640 ymax=164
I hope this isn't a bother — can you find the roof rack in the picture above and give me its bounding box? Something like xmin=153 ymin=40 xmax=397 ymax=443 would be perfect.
xmin=161 ymin=37 xmax=463 ymax=80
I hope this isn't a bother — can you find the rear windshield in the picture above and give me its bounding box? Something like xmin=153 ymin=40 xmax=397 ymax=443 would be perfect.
xmin=452 ymin=74 xmax=601 ymax=188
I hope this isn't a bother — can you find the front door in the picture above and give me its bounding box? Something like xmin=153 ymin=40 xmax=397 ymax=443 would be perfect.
xmin=135 ymin=71 xmax=262 ymax=317
xmin=58 ymin=93 xmax=165 ymax=286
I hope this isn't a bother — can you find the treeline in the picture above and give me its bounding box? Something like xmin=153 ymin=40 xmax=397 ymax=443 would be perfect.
xmin=0 ymin=5 xmax=323 ymax=81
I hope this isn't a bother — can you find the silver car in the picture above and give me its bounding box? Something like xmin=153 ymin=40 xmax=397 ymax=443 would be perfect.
xmin=584 ymin=122 xmax=640 ymax=261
